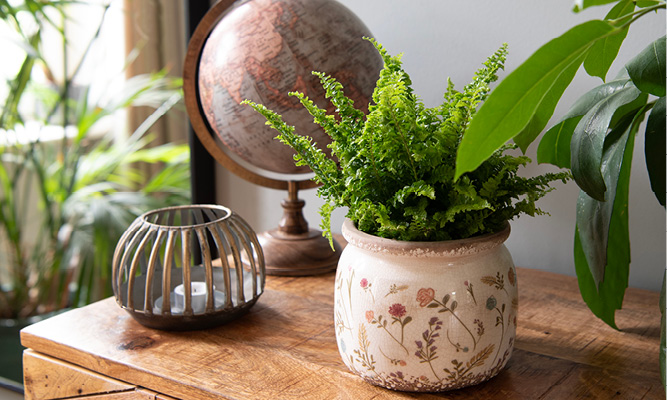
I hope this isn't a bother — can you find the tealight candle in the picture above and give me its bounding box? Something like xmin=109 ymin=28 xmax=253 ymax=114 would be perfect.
xmin=174 ymin=282 xmax=209 ymax=314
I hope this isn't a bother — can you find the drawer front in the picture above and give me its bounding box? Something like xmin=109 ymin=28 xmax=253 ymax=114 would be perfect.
xmin=23 ymin=350 xmax=177 ymax=400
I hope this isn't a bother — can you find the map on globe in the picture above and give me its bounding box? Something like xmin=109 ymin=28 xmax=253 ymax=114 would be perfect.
xmin=198 ymin=0 xmax=383 ymax=175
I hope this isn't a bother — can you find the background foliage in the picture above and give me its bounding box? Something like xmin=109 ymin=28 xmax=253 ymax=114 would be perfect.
xmin=0 ymin=0 xmax=190 ymax=319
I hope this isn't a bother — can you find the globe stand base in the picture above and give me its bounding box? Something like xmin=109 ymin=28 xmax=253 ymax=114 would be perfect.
xmin=258 ymin=229 xmax=341 ymax=276
xmin=258 ymin=181 xmax=341 ymax=276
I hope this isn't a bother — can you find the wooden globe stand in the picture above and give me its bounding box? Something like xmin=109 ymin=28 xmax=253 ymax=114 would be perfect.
xmin=258 ymin=181 xmax=341 ymax=275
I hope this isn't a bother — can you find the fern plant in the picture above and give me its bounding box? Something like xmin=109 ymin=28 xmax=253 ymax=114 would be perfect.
xmin=244 ymin=39 xmax=569 ymax=244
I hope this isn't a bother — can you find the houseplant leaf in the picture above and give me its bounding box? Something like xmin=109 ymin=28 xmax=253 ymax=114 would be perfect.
xmin=574 ymin=105 xmax=645 ymax=323
xmin=644 ymin=96 xmax=666 ymax=206
xmin=455 ymin=20 xmax=615 ymax=180
xmin=636 ymin=1 xmax=662 ymax=7
xmin=537 ymin=76 xmax=636 ymax=167
xmin=572 ymin=0 xmax=619 ymax=12
xmin=573 ymin=110 xmax=640 ymax=328
xmin=570 ymin=80 xmax=642 ymax=201
xmin=583 ymin=0 xmax=634 ymax=81
xmin=513 ymin=51 xmax=587 ymax=151
xmin=537 ymin=117 xmax=583 ymax=168
xmin=626 ymin=35 xmax=666 ymax=97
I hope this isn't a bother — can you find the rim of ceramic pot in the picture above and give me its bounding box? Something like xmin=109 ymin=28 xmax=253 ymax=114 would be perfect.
xmin=341 ymin=218 xmax=510 ymax=258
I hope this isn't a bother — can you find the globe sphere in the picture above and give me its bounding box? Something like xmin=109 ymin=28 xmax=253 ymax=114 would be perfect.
xmin=197 ymin=0 xmax=383 ymax=175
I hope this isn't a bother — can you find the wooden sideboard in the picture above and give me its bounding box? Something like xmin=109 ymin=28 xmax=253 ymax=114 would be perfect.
xmin=21 ymin=263 xmax=662 ymax=399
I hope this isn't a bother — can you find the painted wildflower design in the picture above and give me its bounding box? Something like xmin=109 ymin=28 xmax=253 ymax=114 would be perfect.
xmin=339 ymin=271 xmax=516 ymax=392
xmin=446 ymin=329 xmax=469 ymax=354
xmin=464 ymin=280 xmax=477 ymax=305
xmin=415 ymin=316 xmax=443 ymax=381
xmin=379 ymin=347 xmax=407 ymax=367
xmin=486 ymin=295 xmax=497 ymax=310
xmin=486 ymin=295 xmax=506 ymax=365
xmin=353 ymin=323 xmax=376 ymax=374
xmin=481 ymin=272 xmax=509 ymax=296
xmin=385 ymin=283 xmax=409 ymax=297
xmin=334 ymin=268 xmax=354 ymax=334
xmin=365 ymin=310 xmax=374 ymax=323
xmin=442 ymin=344 xmax=495 ymax=386
xmin=389 ymin=303 xmax=407 ymax=318
xmin=360 ymin=278 xmax=375 ymax=302
xmin=368 ymin=303 xmax=413 ymax=355
xmin=416 ymin=288 xmax=435 ymax=307
xmin=424 ymin=290 xmax=478 ymax=351
xmin=473 ymin=319 xmax=485 ymax=337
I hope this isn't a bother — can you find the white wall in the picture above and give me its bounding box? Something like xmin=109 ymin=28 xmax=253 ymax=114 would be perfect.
xmin=215 ymin=1 xmax=665 ymax=291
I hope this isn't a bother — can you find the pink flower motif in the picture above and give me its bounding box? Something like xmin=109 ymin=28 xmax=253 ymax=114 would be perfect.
xmin=416 ymin=288 xmax=435 ymax=307
xmin=399 ymin=360 xmax=407 ymax=366
xmin=365 ymin=310 xmax=374 ymax=323
xmin=464 ymin=280 xmax=469 ymax=287
xmin=360 ymin=278 xmax=369 ymax=288
xmin=388 ymin=303 xmax=406 ymax=318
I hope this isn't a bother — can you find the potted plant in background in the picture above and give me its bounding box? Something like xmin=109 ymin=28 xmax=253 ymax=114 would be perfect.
xmin=0 ymin=0 xmax=190 ymax=389
xmin=244 ymin=39 xmax=569 ymax=391
xmin=452 ymin=0 xmax=665 ymax=385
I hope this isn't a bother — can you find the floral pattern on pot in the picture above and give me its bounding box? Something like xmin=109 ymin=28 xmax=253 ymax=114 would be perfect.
xmin=335 ymin=219 xmax=517 ymax=392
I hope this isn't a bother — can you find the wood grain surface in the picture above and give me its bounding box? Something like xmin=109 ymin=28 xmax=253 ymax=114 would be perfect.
xmin=23 ymin=350 xmax=134 ymax=399
xmin=21 ymin=261 xmax=662 ymax=399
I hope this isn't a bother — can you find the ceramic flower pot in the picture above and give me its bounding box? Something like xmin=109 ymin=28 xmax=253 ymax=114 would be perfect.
xmin=335 ymin=219 xmax=517 ymax=392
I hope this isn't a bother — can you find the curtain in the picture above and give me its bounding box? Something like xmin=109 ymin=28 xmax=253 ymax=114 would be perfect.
xmin=123 ymin=0 xmax=189 ymax=176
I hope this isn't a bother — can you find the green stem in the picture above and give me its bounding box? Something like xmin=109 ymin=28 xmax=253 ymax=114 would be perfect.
xmin=607 ymin=3 xmax=665 ymax=26
xmin=0 ymin=41 xmax=37 ymax=128
xmin=612 ymin=3 xmax=665 ymax=29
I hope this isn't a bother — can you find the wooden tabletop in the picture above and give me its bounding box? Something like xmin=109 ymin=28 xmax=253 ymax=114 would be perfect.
xmin=21 ymin=266 xmax=662 ymax=399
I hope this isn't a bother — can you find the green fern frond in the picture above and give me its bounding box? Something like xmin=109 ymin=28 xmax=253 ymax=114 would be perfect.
xmin=243 ymin=41 xmax=569 ymax=243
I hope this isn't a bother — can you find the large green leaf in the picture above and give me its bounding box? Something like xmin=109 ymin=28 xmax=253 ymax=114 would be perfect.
xmin=573 ymin=0 xmax=619 ymax=12
xmin=626 ymin=35 xmax=666 ymax=97
xmin=537 ymin=77 xmax=636 ymax=167
xmin=573 ymin=107 xmax=642 ymax=328
xmin=537 ymin=116 xmax=583 ymax=167
xmin=570 ymin=81 xmax=642 ymax=201
xmin=645 ymin=96 xmax=666 ymax=206
xmin=513 ymin=51 xmax=587 ymax=151
xmin=455 ymin=20 xmax=615 ymax=180
xmin=583 ymin=0 xmax=634 ymax=81
xmin=636 ymin=1 xmax=662 ymax=7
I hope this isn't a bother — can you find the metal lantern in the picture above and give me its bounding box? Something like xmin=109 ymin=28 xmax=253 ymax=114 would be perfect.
xmin=112 ymin=205 xmax=265 ymax=330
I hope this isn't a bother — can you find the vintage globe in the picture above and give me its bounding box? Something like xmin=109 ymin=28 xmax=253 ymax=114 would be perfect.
xmin=196 ymin=0 xmax=383 ymax=176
